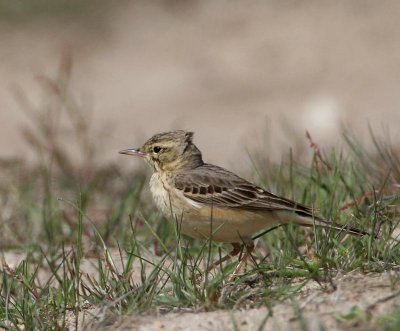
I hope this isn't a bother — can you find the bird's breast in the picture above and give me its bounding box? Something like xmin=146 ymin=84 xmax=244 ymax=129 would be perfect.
xmin=149 ymin=172 xmax=201 ymax=219
xmin=149 ymin=172 xmax=172 ymax=217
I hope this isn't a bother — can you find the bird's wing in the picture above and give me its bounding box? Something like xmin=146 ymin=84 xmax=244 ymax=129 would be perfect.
xmin=174 ymin=164 xmax=314 ymax=217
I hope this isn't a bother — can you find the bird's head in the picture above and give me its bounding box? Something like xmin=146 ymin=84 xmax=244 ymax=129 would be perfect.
xmin=119 ymin=130 xmax=203 ymax=171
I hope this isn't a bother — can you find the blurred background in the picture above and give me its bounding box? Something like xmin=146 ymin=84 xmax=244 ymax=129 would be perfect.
xmin=1 ymin=0 xmax=400 ymax=170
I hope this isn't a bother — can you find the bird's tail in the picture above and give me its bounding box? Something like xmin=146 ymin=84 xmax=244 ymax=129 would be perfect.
xmin=296 ymin=215 xmax=371 ymax=236
xmin=278 ymin=211 xmax=374 ymax=237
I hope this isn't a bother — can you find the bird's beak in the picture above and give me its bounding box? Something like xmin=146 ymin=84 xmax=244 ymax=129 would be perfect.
xmin=119 ymin=148 xmax=145 ymax=157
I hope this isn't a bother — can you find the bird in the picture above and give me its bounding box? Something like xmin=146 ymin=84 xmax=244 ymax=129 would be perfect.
xmin=119 ymin=130 xmax=368 ymax=276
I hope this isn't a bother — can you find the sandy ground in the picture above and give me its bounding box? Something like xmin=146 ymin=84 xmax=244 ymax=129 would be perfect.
xmin=80 ymin=272 xmax=400 ymax=331
xmin=3 ymin=250 xmax=400 ymax=331
xmin=1 ymin=1 xmax=400 ymax=171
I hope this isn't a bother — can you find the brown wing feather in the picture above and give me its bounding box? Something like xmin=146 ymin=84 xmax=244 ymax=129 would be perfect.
xmin=174 ymin=164 xmax=314 ymax=217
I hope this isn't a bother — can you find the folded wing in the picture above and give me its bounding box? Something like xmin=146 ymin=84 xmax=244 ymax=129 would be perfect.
xmin=174 ymin=164 xmax=314 ymax=217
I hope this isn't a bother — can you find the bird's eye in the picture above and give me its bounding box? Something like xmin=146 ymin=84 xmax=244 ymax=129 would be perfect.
xmin=153 ymin=146 xmax=162 ymax=153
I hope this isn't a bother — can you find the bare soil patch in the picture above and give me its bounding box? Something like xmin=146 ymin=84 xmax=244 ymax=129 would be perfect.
xmin=76 ymin=272 xmax=399 ymax=331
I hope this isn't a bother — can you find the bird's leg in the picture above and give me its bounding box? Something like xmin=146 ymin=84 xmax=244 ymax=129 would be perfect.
xmin=196 ymin=243 xmax=242 ymax=282
xmin=227 ymin=242 xmax=255 ymax=283
xmin=204 ymin=243 xmax=242 ymax=274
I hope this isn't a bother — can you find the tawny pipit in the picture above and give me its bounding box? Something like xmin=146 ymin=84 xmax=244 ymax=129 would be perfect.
xmin=120 ymin=130 xmax=366 ymax=270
